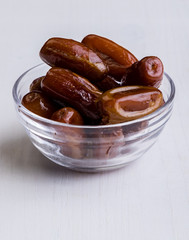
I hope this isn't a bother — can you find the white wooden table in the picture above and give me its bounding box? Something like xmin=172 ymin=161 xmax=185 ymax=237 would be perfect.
xmin=1 ymin=0 xmax=189 ymax=239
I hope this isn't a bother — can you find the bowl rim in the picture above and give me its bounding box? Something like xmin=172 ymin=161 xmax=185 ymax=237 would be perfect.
xmin=12 ymin=63 xmax=175 ymax=129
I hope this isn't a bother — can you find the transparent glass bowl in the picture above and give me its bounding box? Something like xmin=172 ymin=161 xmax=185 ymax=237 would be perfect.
xmin=12 ymin=64 xmax=175 ymax=172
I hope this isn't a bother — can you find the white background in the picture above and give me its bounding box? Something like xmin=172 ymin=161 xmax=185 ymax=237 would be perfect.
xmin=1 ymin=0 xmax=189 ymax=239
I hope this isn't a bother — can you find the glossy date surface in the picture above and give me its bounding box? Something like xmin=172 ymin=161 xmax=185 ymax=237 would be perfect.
xmin=40 ymin=38 xmax=108 ymax=82
xmin=82 ymin=34 xmax=138 ymax=68
xmin=21 ymin=91 xmax=57 ymax=119
xmin=51 ymin=107 xmax=84 ymax=125
xmin=99 ymin=86 xmax=163 ymax=124
xmin=22 ymin=34 xmax=165 ymax=127
xmin=41 ymin=67 xmax=102 ymax=122
xmin=122 ymin=56 xmax=164 ymax=88
xmin=29 ymin=76 xmax=44 ymax=92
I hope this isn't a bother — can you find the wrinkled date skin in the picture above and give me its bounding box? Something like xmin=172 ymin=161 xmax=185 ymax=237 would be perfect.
xmin=51 ymin=107 xmax=84 ymax=125
xmin=96 ymin=52 xmax=129 ymax=80
xmin=22 ymin=91 xmax=57 ymax=118
xmin=41 ymin=67 xmax=102 ymax=122
xmin=82 ymin=34 xmax=137 ymax=80
xmin=29 ymin=76 xmax=44 ymax=92
xmin=82 ymin=34 xmax=138 ymax=68
xmin=99 ymin=56 xmax=164 ymax=91
xmin=40 ymin=38 xmax=108 ymax=82
xmin=122 ymin=56 xmax=164 ymax=88
xmin=99 ymin=86 xmax=163 ymax=124
xmin=30 ymin=76 xmax=66 ymax=109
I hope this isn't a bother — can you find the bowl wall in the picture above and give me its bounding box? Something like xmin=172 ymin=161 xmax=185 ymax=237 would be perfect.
xmin=13 ymin=64 xmax=175 ymax=172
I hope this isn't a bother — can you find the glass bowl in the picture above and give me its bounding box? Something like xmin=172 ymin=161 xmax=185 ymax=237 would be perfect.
xmin=12 ymin=64 xmax=175 ymax=172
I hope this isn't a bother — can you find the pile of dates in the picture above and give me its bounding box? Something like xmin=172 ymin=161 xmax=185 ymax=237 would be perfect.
xmin=22 ymin=34 xmax=164 ymax=126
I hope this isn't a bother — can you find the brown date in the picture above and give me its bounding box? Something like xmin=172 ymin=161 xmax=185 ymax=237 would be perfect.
xmin=89 ymin=127 xmax=124 ymax=160
xmin=51 ymin=107 xmax=84 ymax=159
xmin=40 ymin=38 xmax=108 ymax=82
xmin=82 ymin=34 xmax=138 ymax=68
xmin=21 ymin=91 xmax=57 ymax=118
xmin=57 ymin=126 xmax=84 ymax=159
xmin=96 ymin=52 xmax=128 ymax=80
xmin=98 ymin=86 xmax=163 ymax=124
xmin=51 ymin=107 xmax=84 ymax=125
xmin=122 ymin=56 xmax=164 ymax=88
xmin=97 ymin=56 xmax=164 ymax=91
xmin=29 ymin=76 xmax=44 ymax=92
xmin=30 ymin=77 xmax=67 ymax=108
xmin=41 ymin=67 xmax=102 ymax=122
xmin=96 ymin=75 xmax=121 ymax=92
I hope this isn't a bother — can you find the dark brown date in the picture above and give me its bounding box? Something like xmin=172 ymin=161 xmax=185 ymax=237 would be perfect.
xmin=29 ymin=76 xmax=44 ymax=92
xmin=51 ymin=107 xmax=84 ymax=125
xmin=98 ymin=86 xmax=163 ymax=124
xmin=96 ymin=75 xmax=121 ymax=92
xmin=58 ymin=129 xmax=84 ymax=159
xmin=40 ymin=38 xmax=108 ymax=82
xmin=82 ymin=34 xmax=138 ymax=68
xmin=91 ymin=128 xmax=124 ymax=159
xmin=21 ymin=91 xmax=57 ymax=118
xmin=51 ymin=107 xmax=84 ymax=158
xmin=96 ymin=52 xmax=128 ymax=80
xmin=53 ymin=120 xmax=84 ymax=159
xmin=122 ymin=56 xmax=164 ymax=88
xmin=41 ymin=67 xmax=102 ymax=122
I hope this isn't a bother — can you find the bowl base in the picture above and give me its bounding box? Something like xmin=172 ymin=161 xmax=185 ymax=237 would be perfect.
xmin=45 ymin=155 xmax=139 ymax=173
